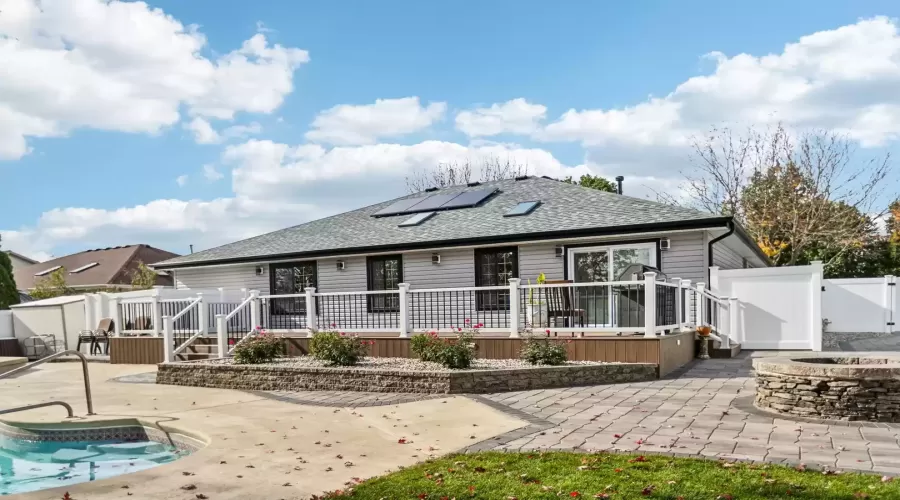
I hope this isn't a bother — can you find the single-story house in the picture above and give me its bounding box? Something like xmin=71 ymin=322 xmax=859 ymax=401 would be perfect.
xmin=14 ymin=244 xmax=180 ymax=292
xmin=154 ymin=176 xmax=767 ymax=308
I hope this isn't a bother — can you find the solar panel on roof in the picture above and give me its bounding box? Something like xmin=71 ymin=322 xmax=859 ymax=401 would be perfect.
xmin=372 ymin=196 xmax=429 ymax=217
xmin=439 ymin=188 xmax=497 ymax=209
xmin=398 ymin=211 xmax=436 ymax=227
xmin=404 ymin=193 xmax=460 ymax=213
xmin=504 ymin=201 xmax=541 ymax=217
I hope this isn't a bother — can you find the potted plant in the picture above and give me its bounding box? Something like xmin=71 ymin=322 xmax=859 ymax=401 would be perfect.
xmin=696 ymin=325 xmax=711 ymax=359
xmin=696 ymin=325 xmax=712 ymax=337
xmin=526 ymin=273 xmax=549 ymax=328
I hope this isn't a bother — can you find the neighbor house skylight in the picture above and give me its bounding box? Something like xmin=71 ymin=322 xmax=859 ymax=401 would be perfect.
xmin=69 ymin=262 xmax=99 ymax=274
xmin=34 ymin=265 xmax=62 ymax=276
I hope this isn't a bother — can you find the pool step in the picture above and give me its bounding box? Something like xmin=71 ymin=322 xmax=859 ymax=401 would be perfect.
xmin=87 ymin=441 xmax=170 ymax=456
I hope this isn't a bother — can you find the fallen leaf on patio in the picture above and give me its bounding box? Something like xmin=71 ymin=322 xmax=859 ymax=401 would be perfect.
xmin=282 ymin=482 xmax=291 ymax=487
xmin=62 ymin=494 xmax=72 ymax=500
xmin=398 ymin=438 xmax=407 ymax=444
xmin=245 ymin=465 xmax=255 ymax=469
xmin=219 ymin=461 xmax=226 ymax=464
xmin=613 ymin=434 xmax=622 ymax=438
xmin=640 ymin=485 xmax=655 ymax=496
xmin=325 ymin=467 xmax=333 ymax=472
xmin=182 ymin=472 xmax=195 ymax=476
xmin=722 ymin=462 xmax=735 ymax=468
xmin=636 ymin=439 xmax=643 ymax=445
xmin=344 ymin=461 xmax=354 ymax=467
xmin=195 ymin=495 xmax=208 ymax=500
xmin=181 ymin=484 xmax=197 ymax=491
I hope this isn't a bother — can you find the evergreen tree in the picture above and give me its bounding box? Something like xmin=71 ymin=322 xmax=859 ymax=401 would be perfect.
xmin=0 ymin=252 xmax=20 ymax=309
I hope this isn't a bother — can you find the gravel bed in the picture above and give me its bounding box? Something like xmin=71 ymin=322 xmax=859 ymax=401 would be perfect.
xmin=200 ymin=356 xmax=616 ymax=372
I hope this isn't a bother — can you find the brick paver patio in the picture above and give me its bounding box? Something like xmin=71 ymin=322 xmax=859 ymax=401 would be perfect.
xmin=468 ymin=354 xmax=900 ymax=475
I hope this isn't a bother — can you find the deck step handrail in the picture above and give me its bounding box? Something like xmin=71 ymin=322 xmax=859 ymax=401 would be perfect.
xmin=0 ymin=350 xmax=94 ymax=415
xmin=171 ymin=296 xmax=209 ymax=356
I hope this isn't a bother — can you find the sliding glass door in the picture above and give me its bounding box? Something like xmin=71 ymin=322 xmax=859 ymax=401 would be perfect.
xmin=568 ymin=243 xmax=656 ymax=326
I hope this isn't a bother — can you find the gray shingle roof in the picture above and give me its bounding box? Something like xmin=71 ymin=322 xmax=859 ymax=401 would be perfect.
xmin=156 ymin=176 xmax=726 ymax=268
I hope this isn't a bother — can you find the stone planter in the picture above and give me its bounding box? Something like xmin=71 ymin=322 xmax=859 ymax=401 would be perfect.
xmin=157 ymin=361 xmax=657 ymax=394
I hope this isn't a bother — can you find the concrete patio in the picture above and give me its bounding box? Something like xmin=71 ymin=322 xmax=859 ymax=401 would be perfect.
xmin=0 ymin=363 xmax=523 ymax=499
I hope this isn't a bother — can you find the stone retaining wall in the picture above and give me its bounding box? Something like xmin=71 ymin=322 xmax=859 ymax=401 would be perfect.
xmin=156 ymin=362 xmax=657 ymax=394
xmin=753 ymin=357 xmax=900 ymax=422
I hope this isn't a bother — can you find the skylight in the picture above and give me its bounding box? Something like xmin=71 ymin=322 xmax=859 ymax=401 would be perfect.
xmin=504 ymin=201 xmax=541 ymax=217
xmin=34 ymin=265 xmax=62 ymax=276
xmin=69 ymin=262 xmax=99 ymax=274
xmin=398 ymin=211 xmax=436 ymax=227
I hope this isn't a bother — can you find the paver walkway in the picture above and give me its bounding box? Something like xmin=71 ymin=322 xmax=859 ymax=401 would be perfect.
xmin=470 ymin=354 xmax=900 ymax=475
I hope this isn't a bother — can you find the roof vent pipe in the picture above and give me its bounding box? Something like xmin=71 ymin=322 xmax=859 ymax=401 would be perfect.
xmin=615 ymin=176 xmax=624 ymax=195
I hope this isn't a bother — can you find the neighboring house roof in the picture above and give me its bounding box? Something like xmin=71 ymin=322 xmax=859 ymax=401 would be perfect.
xmin=157 ymin=176 xmax=764 ymax=269
xmin=13 ymin=245 xmax=180 ymax=290
xmin=5 ymin=250 xmax=40 ymax=266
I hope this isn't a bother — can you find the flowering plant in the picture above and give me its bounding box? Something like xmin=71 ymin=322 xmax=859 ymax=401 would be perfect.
xmin=233 ymin=327 xmax=284 ymax=364
xmin=309 ymin=330 xmax=374 ymax=366
xmin=520 ymin=333 xmax=569 ymax=366
xmin=410 ymin=319 xmax=479 ymax=369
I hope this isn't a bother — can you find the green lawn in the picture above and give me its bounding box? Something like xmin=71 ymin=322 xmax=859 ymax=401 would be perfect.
xmin=316 ymin=451 xmax=899 ymax=499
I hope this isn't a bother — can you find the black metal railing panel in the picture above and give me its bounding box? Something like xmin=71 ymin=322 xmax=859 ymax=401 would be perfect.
xmin=260 ymin=296 xmax=308 ymax=331
xmin=656 ymin=284 xmax=677 ymax=326
xmin=520 ymin=283 xmax=647 ymax=330
xmin=119 ymin=302 xmax=155 ymax=332
xmin=409 ymin=288 xmax=510 ymax=331
xmin=159 ymin=300 xmax=197 ymax=346
xmin=316 ymin=293 xmax=399 ymax=330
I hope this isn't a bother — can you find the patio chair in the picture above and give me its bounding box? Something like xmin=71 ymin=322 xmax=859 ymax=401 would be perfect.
xmin=545 ymin=280 xmax=586 ymax=332
xmin=76 ymin=318 xmax=115 ymax=355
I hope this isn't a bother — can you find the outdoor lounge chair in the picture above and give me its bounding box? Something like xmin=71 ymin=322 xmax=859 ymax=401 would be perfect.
xmin=76 ymin=318 xmax=114 ymax=355
xmin=545 ymin=280 xmax=587 ymax=331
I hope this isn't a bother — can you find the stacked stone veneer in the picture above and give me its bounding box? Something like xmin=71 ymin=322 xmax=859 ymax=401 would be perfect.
xmin=156 ymin=362 xmax=657 ymax=394
xmin=753 ymin=356 xmax=900 ymax=422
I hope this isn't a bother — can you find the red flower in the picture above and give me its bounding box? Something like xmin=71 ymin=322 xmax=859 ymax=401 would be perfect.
xmin=331 ymin=323 xmax=336 ymax=327
xmin=476 ymin=323 xmax=483 ymax=328
xmin=570 ymin=492 xmax=581 ymax=497
xmin=465 ymin=318 xmax=471 ymax=323
xmin=228 ymin=339 xmax=236 ymax=345
xmin=457 ymin=327 xmax=462 ymax=332
xmin=340 ymin=332 xmax=346 ymax=336
xmin=545 ymin=329 xmax=551 ymax=334
xmin=614 ymin=468 xmax=623 ymax=473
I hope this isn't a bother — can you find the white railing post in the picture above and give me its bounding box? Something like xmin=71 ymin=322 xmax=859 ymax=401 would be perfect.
xmin=151 ymin=294 xmax=162 ymax=336
xmin=305 ymin=287 xmax=317 ymax=336
xmin=728 ymin=297 xmax=739 ymax=348
xmin=672 ymin=278 xmax=683 ymax=331
xmin=508 ymin=278 xmax=521 ymax=338
xmin=218 ymin=287 xmax=225 ymax=303
xmin=695 ymin=282 xmax=705 ymax=327
xmin=110 ymin=298 xmax=122 ymax=337
xmin=644 ymin=272 xmax=657 ymax=337
xmin=811 ymin=260 xmax=824 ymax=351
xmin=681 ymin=279 xmax=692 ymax=328
xmin=216 ymin=314 xmax=227 ymax=358
xmin=709 ymin=266 xmax=720 ymax=294
xmin=719 ymin=298 xmax=731 ymax=348
xmin=197 ymin=293 xmax=208 ymax=337
xmin=162 ymin=316 xmax=174 ymax=362
xmin=398 ymin=283 xmax=410 ymax=338
xmin=249 ymin=290 xmax=260 ymax=331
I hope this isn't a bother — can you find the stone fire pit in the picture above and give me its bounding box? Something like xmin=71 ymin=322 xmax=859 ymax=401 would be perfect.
xmin=753 ymin=355 xmax=900 ymax=422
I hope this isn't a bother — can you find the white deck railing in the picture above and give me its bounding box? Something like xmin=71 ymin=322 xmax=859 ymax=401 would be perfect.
xmin=99 ymin=271 xmax=742 ymax=361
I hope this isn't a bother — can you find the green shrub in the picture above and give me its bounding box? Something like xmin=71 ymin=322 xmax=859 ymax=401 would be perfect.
xmin=233 ymin=328 xmax=284 ymax=364
xmin=433 ymin=331 xmax=477 ymax=369
xmin=520 ymin=335 xmax=569 ymax=365
xmin=410 ymin=331 xmax=442 ymax=362
xmin=309 ymin=331 xmax=373 ymax=366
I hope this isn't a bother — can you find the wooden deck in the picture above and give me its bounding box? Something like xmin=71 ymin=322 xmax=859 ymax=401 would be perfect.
xmin=110 ymin=331 xmax=695 ymax=377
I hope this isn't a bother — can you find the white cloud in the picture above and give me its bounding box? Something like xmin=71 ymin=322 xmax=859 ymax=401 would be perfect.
xmin=305 ymin=97 xmax=447 ymax=145
xmin=539 ymin=17 xmax=900 ymax=150
xmin=0 ymin=0 xmax=308 ymax=160
xmin=3 ymin=139 xmax=586 ymax=257
xmin=175 ymin=175 xmax=188 ymax=187
xmin=185 ymin=117 xmax=262 ymax=144
xmin=456 ymin=98 xmax=547 ymax=137
xmin=202 ymin=164 xmax=224 ymax=181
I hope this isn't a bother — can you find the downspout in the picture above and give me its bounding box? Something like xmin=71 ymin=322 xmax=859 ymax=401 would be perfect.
xmin=707 ymin=220 xmax=735 ymax=282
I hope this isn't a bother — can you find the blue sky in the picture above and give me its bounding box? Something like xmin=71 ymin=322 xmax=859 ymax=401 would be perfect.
xmin=2 ymin=0 xmax=900 ymax=260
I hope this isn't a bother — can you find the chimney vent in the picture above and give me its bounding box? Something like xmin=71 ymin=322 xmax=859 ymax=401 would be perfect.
xmin=615 ymin=176 xmax=624 ymax=195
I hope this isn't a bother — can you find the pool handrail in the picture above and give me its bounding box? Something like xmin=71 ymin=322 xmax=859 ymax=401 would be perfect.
xmin=0 ymin=401 xmax=74 ymax=418
xmin=0 ymin=350 xmax=94 ymax=415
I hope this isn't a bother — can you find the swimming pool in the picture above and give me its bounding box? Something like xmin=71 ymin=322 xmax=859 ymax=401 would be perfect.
xmin=0 ymin=427 xmax=194 ymax=496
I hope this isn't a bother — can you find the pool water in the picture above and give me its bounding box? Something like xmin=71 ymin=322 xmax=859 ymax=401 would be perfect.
xmin=0 ymin=436 xmax=189 ymax=496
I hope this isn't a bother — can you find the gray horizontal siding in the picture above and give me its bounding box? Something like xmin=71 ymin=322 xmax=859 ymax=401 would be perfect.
xmin=174 ymin=265 xmax=268 ymax=291
xmin=403 ymin=249 xmax=474 ymax=288
xmin=519 ymin=243 xmax=564 ymax=282
xmin=660 ymin=232 xmax=706 ymax=284
xmin=713 ymin=241 xmax=745 ymax=270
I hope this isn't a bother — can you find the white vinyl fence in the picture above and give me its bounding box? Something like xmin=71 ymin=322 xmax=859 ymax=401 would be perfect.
xmin=711 ymin=262 xmax=823 ymax=351
xmin=822 ymin=276 xmax=897 ymax=334
xmin=0 ymin=311 xmax=12 ymax=338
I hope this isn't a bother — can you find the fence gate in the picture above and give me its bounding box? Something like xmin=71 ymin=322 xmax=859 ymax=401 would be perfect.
xmin=711 ymin=263 xmax=823 ymax=351
xmin=822 ymin=275 xmax=897 ymax=334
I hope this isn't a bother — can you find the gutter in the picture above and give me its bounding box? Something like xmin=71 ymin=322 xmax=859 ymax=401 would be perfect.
xmin=708 ymin=219 xmax=736 ymax=280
